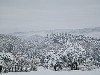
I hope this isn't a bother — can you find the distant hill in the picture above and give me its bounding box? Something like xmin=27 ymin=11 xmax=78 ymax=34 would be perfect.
xmin=10 ymin=27 xmax=100 ymax=39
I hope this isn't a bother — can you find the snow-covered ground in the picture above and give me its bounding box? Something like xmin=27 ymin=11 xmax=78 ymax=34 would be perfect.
xmin=1 ymin=67 xmax=100 ymax=75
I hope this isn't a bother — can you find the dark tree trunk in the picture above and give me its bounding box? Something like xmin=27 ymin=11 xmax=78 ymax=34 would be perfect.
xmin=0 ymin=65 xmax=2 ymax=73
xmin=15 ymin=65 xmax=17 ymax=72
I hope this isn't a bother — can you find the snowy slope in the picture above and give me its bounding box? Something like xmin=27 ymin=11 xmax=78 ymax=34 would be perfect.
xmin=2 ymin=68 xmax=100 ymax=75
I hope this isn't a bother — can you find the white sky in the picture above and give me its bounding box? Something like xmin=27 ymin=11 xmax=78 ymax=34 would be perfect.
xmin=0 ymin=0 xmax=100 ymax=33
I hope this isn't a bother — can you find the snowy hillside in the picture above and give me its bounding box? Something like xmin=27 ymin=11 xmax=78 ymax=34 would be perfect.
xmin=2 ymin=68 xmax=100 ymax=75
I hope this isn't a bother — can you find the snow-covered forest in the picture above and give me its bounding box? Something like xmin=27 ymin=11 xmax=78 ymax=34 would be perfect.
xmin=0 ymin=30 xmax=100 ymax=74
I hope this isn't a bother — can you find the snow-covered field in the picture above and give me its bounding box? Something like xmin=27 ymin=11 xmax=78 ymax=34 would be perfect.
xmin=1 ymin=68 xmax=100 ymax=75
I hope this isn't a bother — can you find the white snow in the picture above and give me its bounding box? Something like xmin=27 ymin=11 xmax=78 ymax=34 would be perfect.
xmin=1 ymin=68 xmax=100 ymax=75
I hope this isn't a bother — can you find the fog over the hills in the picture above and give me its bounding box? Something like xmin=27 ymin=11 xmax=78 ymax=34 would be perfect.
xmin=0 ymin=0 xmax=100 ymax=34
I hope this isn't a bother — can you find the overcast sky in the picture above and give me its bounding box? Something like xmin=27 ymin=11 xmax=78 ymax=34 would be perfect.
xmin=0 ymin=0 xmax=100 ymax=33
